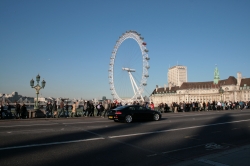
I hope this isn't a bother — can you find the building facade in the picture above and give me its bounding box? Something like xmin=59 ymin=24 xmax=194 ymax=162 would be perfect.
xmin=150 ymin=66 xmax=250 ymax=106
xmin=168 ymin=65 xmax=187 ymax=87
xmin=0 ymin=92 xmax=34 ymax=103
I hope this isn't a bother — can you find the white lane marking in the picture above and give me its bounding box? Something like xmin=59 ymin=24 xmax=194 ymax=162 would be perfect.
xmin=197 ymin=159 xmax=229 ymax=166
xmin=167 ymin=112 xmax=220 ymax=117
xmin=0 ymin=120 xmax=112 ymax=128
xmin=168 ymin=114 xmax=206 ymax=117
xmin=0 ymin=137 xmax=105 ymax=151
xmin=73 ymin=127 xmax=158 ymax=154
xmin=109 ymin=119 xmax=250 ymax=138
xmin=0 ymin=123 xmax=58 ymax=128
xmin=231 ymin=114 xmax=249 ymax=117
xmin=168 ymin=111 xmax=250 ymax=118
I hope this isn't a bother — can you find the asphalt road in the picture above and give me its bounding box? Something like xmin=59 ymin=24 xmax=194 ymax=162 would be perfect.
xmin=1 ymin=109 xmax=250 ymax=166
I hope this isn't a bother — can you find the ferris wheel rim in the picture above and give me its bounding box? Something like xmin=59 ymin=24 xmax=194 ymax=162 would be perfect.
xmin=109 ymin=30 xmax=149 ymax=104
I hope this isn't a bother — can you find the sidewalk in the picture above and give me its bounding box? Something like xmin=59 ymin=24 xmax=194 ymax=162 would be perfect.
xmin=172 ymin=144 xmax=250 ymax=166
xmin=0 ymin=115 xmax=103 ymax=121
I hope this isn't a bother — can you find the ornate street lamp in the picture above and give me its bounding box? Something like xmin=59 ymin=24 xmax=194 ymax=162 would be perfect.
xmin=219 ymin=87 xmax=224 ymax=102
xmin=30 ymin=74 xmax=46 ymax=110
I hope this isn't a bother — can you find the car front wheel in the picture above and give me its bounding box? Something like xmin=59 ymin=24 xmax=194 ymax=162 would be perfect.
xmin=153 ymin=113 xmax=160 ymax=121
xmin=125 ymin=115 xmax=133 ymax=123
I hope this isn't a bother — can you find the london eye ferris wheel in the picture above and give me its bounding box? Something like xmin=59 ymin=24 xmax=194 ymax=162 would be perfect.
xmin=108 ymin=30 xmax=150 ymax=104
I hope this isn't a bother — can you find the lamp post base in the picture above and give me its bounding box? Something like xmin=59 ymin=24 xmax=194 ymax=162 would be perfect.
xmin=34 ymin=109 xmax=46 ymax=118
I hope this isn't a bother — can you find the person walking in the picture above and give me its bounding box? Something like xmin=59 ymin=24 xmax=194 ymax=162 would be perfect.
xmin=88 ymin=102 xmax=95 ymax=117
xmin=110 ymin=103 xmax=116 ymax=109
xmin=182 ymin=102 xmax=186 ymax=112
xmin=203 ymin=102 xmax=206 ymax=111
xmin=102 ymin=100 xmax=110 ymax=118
xmin=21 ymin=103 xmax=27 ymax=119
xmin=6 ymin=102 xmax=13 ymax=118
xmin=15 ymin=102 xmax=21 ymax=119
xmin=96 ymin=103 xmax=101 ymax=116
xmin=83 ymin=101 xmax=88 ymax=117
xmin=179 ymin=102 xmax=183 ymax=112
xmin=58 ymin=99 xmax=65 ymax=118
xmin=85 ymin=101 xmax=91 ymax=117
xmin=150 ymin=102 xmax=155 ymax=110
xmin=65 ymin=102 xmax=69 ymax=118
xmin=0 ymin=103 xmax=4 ymax=119
xmin=174 ymin=102 xmax=178 ymax=113
xmin=239 ymin=101 xmax=244 ymax=111
xmin=45 ymin=102 xmax=50 ymax=118
xmin=71 ymin=102 xmax=76 ymax=117
xmin=52 ymin=101 xmax=57 ymax=118
xmin=99 ymin=103 xmax=104 ymax=117
xmin=45 ymin=101 xmax=52 ymax=118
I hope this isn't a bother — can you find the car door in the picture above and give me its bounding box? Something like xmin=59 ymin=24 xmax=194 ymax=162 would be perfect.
xmin=144 ymin=108 xmax=154 ymax=120
xmin=128 ymin=106 xmax=139 ymax=120
xmin=137 ymin=106 xmax=151 ymax=120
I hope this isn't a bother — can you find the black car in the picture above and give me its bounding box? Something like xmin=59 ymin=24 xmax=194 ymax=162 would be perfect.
xmin=107 ymin=105 xmax=161 ymax=123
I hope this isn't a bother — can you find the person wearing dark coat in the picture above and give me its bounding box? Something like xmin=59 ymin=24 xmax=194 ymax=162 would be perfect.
xmin=6 ymin=102 xmax=13 ymax=118
xmin=21 ymin=103 xmax=27 ymax=119
xmin=99 ymin=103 xmax=104 ymax=116
xmin=88 ymin=103 xmax=95 ymax=117
xmin=0 ymin=103 xmax=4 ymax=119
xmin=15 ymin=102 xmax=21 ymax=119
xmin=65 ymin=102 xmax=69 ymax=118
xmin=45 ymin=101 xmax=53 ymax=118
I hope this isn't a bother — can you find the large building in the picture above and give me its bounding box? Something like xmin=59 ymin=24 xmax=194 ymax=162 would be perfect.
xmin=168 ymin=65 xmax=187 ymax=87
xmin=0 ymin=92 xmax=34 ymax=103
xmin=150 ymin=66 xmax=250 ymax=105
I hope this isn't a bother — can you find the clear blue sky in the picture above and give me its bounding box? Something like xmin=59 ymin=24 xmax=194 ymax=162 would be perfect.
xmin=0 ymin=0 xmax=250 ymax=100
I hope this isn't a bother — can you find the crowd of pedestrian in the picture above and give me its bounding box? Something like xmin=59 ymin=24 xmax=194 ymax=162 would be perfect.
xmin=157 ymin=101 xmax=250 ymax=113
xmin=44 ymin=99 xmax=115 ymax=118
xmin=1 ymin=100 xmax=250 ymax=119
xmin=0 ymin=102 xmax=28 ymax=119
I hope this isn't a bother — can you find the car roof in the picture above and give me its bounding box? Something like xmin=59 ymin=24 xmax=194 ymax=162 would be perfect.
xmin=113 ymin=105 xmax=144 ymax=110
